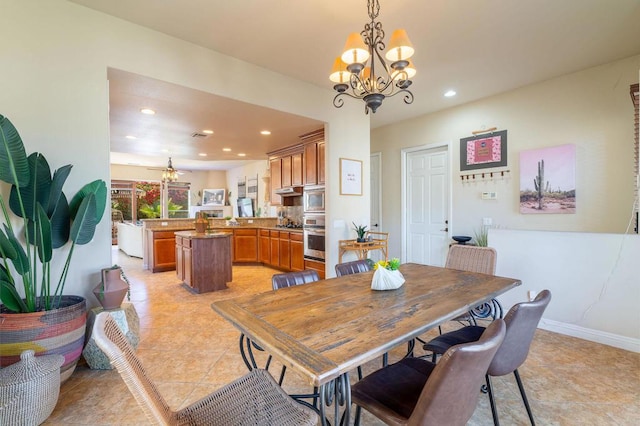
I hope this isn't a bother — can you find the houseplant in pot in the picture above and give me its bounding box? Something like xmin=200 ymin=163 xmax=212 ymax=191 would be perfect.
xmin=352 ymin=222 xmax=368 ymax=242
xmin=0 ymin=114 xmax=107 ymax=381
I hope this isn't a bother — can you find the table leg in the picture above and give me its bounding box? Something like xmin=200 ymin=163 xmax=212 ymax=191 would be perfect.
xmin=318 ymin=372 xmax=351 ymax=426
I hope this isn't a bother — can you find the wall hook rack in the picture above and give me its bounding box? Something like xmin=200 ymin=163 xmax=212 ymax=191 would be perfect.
xmin=460 ymin=169 xmax=510 ymax=182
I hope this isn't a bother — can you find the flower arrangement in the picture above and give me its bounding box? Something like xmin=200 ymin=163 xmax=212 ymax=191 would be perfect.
xmin=373 ymin=257 xmax=401 ymax=271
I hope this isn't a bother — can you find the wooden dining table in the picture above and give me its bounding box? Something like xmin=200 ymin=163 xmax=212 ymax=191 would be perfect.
xmin=211 ymin=263 xmax=521 ymax=425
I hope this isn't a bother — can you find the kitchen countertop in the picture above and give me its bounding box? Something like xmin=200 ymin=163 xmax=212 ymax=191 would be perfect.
xmin=175 ymin=230 xmax=233 ymax=238
xmin=148 ymin=226 xmax=304 ymax=233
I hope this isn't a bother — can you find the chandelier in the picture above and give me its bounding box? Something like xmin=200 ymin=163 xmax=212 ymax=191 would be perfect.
xmin=330 ymin=0 xmax=416 ymax=114
xmin=161 ymin=157 xmax=179 ymax=182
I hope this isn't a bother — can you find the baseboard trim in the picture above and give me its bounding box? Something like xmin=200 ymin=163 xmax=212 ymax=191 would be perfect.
xmin=539 ymin=318 xmax=640 ymax=353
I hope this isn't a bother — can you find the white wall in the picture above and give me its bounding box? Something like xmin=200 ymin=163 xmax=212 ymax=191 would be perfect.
xmin=491 ymin=229 xmax=640 ymax=352
xmin=1 ymin=0 xmax=370 ymax=302
xmin=372 ymin=55 xmax=640 ymax=350
xmin=226 ymin=160 xmax=271 ymax=217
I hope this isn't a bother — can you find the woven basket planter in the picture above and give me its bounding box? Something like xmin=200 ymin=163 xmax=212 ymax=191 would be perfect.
xmin=0 ymin=296 xmax=87 ymax=383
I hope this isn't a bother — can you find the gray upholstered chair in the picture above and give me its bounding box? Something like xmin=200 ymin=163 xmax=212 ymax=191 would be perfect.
xmin=424 ymin=290 xmax=552 ymax=426
xmin=92 ymin=313 xmax=318 ymax=426
xmin=335 ymin=259 xmax=372 ymax=277
xmin=271 ymin=269 xmax=319 ymax=289
xmin=352 ymin=319 xmax=506 ymax=426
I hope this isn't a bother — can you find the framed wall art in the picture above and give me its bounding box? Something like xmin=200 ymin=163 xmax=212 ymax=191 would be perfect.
xmin=202 ymin=188 xmax=226 ymax=206
xmin=340 ymin=158 xmax=362 ymax=195
xmin=519 ymin=144 xmax=576 ymax=214
xmin=460 ymin=130 xmax=508 ymax=171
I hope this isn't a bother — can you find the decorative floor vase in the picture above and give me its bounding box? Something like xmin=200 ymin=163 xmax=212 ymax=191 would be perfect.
xmin=93 ymin=267 xmax=128 ymax=310
xmin=0 ymin=296 xmax=87 ymax=382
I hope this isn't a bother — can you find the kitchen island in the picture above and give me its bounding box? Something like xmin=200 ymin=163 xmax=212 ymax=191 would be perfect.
xmin=175 ymin=231 xmax=232 ymax=293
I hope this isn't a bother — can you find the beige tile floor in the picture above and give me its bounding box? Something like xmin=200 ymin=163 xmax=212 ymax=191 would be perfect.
xmin=44 ymin=247 xmax=639 ymax=425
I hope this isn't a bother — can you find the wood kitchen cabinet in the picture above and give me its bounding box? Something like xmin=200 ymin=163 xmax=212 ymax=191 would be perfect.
xmin=291 ymin=153 xmax=303 ymax=186
xmin=279 ymin=231 xmax=291 ymax=270
xmin=290 ymin=232 xmax=304 ymax=271
xmin=281 ymin=156 xmax=292 ymax=188
xmin=233 ymin=228 xmax=258 ymax=262
xmin=259 ymin=229 xmax=270 ymax=264
xmin=269 ymin=230 xmax=280 ymax=266
xmin=270 ymin=158 xmax=282 ymax=205
xmin=175 ymin=231 xmax=232 ymax=293
xmin=147 ymin=229 xmax=182 ymax=272
xmin=301 ymin=129 xmax=325 ymax=186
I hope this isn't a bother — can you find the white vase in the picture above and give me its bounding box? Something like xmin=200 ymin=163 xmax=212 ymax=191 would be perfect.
xmin=371 ymin=268 xmax=405 ymax=290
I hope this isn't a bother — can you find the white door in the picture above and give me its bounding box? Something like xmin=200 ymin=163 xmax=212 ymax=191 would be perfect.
xmin=404 ymin=145 xmax=449 ymax=266
xmin=369 ymin=152 xmax=383 ymax=262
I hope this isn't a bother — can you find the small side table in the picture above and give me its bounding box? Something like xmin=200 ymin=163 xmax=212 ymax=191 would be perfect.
xmin=82 ymin=303 xmax=140 ymax=369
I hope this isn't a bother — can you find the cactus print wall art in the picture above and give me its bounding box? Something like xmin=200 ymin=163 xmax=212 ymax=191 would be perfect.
xmin=519 ymin=144 xmax=576 ymax=214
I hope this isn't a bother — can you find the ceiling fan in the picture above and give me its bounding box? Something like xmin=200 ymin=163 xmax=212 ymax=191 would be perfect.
xmin=146 ymin=157 xmax=192 ymax=181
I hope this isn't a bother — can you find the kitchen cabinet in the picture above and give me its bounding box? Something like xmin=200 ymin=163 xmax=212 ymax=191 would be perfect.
xmin=279 ymin=231 xmax=291 ymax=270
xmin=259 ymin=229 xmax=270 ymax=264
xmin=301 ymin=129 xmax=325 ymax=186
xmin=281 ymin=156 xmax=292 ymax=188
xmin=290 ymin=232 xmax=304 ymax=271
xmin=318 ymin=142 xmax=325 ymax=185
xmin=175 ymin=231 xmax=232 ymax=293
xmin=291 ymin=153 xmax=303 ymax=186
xmin=233 ymin=228 xmax=258 ymax=262
xmin=147 ymin=229 xmax=186 ymax=273
xmin=269 ymin=230 xmax=280 ymax=266
xmin=304 ymin=258 xmax=326 ymax=280
xmin=270 ymin=158 xmax=282 ymax=205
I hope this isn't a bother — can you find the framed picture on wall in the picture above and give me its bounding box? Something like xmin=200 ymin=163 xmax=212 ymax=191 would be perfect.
xmin=202 ymin=188 xmax=226 ymax=206
xmin=340 ymin=158 xmax=362 ymax=195
xmin=460 ymin=130 xmax=508 ymax=170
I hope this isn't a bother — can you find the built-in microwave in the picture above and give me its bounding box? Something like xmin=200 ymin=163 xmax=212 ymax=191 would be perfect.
xmin=303 ymin=185 xmax=325 ymax=213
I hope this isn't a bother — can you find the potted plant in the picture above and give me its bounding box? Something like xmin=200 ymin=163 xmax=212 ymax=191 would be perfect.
xmin=0 ymin=115 xmax=107 ymax=381
xmin=352 ymin=222 xmax=368 ymax=242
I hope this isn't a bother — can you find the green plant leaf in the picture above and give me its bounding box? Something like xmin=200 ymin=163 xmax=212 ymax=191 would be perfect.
xmin=0 ymin=115 xmax=29 ymax=188
xmin=0 ymin=279 xmax=27 ymax=312
xmin=35 ymin=203 xmax=52 ymax=263
xmin=3 ymin=225 xmax=29 ymax=275
xmin=49 ymin=191 xmax=70 ymax=249
xmin=69 ymin=179 xmax=107 ymax=223
xmin=9 ymin=153 xmax=52 ymax=221
xmin=0 ymin=229 xmax=18 ymax=261
xmin=47 ymin=164 xmax=72 ymax=216
xmin=69 ymin=193 xmax=98 ymax=245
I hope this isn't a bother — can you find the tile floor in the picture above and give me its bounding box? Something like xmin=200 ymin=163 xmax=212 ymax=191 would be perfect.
xmin=44 ymin=247 xmax=640 ymax=425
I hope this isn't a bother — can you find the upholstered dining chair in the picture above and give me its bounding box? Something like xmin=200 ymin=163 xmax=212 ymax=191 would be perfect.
xmin=423 ymin=290 xmax=552 ymax=426
xmin=351 ymin=319 xmax=506 ymax=426
xmin=335 ymin=259 xmax=372 ymax=277
xmin=92 ymin=313 xmax=318 ymax=426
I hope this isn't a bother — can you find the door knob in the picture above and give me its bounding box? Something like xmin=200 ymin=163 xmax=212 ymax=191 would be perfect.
xmin=441 ymin=227 xmax=448 ymax=232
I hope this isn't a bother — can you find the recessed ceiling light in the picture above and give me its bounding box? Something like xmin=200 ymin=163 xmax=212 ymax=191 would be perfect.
xmin=198 ymin=153 xmax=207 ymax=157
xmin=125 ymin=135 xmax=137 ymax=140
xmin=202 ymin=129 xmax=214 ymax=135
xmin=260 ymin=130 xmax=271 ymax=135
xmin=222 ymin=148 xmax=232 ymax=152
xmin=238 ymin=153 xmax=246 ymax=157
xmin=161 ymin=149 xmax=169 ymax=153
xmin=444 ymin=90 xmax=457 ymax=98
xmin=140 ymin=108 xmax=156 ymax=115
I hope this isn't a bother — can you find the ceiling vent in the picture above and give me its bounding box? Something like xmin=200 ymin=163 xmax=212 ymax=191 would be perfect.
xmin=191 ymin=132 xmax=208 ymax=138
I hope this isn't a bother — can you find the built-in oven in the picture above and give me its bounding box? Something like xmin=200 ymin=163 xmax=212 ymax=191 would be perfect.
xmin=303 ymin=213 xmax=325 ymax=260
xmin=303 ymin=185 xmax=325 ymax=213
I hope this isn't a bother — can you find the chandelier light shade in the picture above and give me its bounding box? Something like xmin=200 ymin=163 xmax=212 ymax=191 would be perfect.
xmin=161 ymin=157 xmax=179 ymax=182
xmin=330 ymin=0 xmax=416 ymax=114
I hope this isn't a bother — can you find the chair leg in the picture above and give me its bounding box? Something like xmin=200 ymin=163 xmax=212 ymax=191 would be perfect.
xmin=278 ymin=365 xmax=287 ymax=386
xmin=354 ymin=405 xmax=362 ymax=426
xmin=514 ymin=369 xmax=536 ymax=426
xmin=485 ymin=374 xmax=500 ymax=426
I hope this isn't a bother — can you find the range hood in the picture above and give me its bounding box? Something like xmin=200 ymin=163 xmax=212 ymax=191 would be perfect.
xmin=275 ymin=186 xmax=303 ymax=197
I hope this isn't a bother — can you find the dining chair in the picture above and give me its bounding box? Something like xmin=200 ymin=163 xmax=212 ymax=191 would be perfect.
xmin=335 ymin=259 xmax=372 ymax=277
xmin=423 ymin=290 xmax=552 ymax=426
xmin=92 ymin=313 xmax=318 ymax=426
xmin=445 ymin=245 xmax=502 ymax=325
xmin=271 ymin=269 xmax=319 ymax=289
xmin=351 ymin=319 xmax=506 ymax=426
